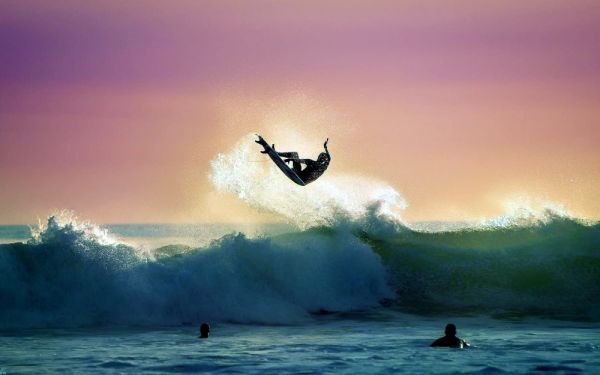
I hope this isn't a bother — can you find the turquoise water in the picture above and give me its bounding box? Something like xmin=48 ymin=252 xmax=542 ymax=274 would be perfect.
xmin=1 ymin=216 xmax=598 ymax=373
xmin=1 ymin=313 xmax=599 ymax=374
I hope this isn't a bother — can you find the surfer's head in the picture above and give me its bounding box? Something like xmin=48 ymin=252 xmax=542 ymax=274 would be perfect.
xmin=318 ymin=137 xmax=331 ymax=165
xmin=200 ymin=323 xmax=210 ymax=338
xmin=317 ymin=152 xmax=331 ymax=165
xmin=445 ymin=324 xmax=457 ymax=337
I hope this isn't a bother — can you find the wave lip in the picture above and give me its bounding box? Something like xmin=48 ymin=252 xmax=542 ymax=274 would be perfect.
xmin=1 ymin=207 xmax=598 ymax=329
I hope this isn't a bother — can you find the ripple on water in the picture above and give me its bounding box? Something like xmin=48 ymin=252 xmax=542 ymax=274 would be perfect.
xmin=144 ymin=363 xmax=233 ymax=373
xmin=97 ymin=360 xmax=136 ymax=368
xmin=467 ymin=366 xmax=507 ymax=374
xmin=532 ymin=364 xmax=582 ymax=372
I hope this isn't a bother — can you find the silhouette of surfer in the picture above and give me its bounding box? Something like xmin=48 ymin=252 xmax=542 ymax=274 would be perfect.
xmin=255 ymin=135 xmax=331 ymax=185
xmin=430 ymin=323 xmax=469 ymax=348
xmin=199 ymin=322 xmax=210 ymax=339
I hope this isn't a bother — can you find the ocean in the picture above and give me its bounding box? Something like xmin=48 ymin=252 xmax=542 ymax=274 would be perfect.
xmin=0 ymin=213 xmax=599 ymax=373
xmin=1 ymin=315 xmax=598 ymax=374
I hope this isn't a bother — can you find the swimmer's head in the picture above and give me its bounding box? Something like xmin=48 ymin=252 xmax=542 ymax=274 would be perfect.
xmin=200 ymin=322 xmax=210 ymax=338
xmin=445 ymin=323 xmax=457 ymax=336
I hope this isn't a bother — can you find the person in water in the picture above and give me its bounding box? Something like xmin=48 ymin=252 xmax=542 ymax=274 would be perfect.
xmin=199 ymin=323 xmax=210 ymax=339
xmin=256 ymin=136 xmax=331 ymax=184
xmin=430 ymin=324 xmax=469 ymax=348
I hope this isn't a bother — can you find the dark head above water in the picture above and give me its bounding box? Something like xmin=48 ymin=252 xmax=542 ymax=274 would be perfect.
xmin=431 ymin=323 xmax=469 ymax=348
xmin=445 ymin=323 xmax=456 ymax=336
xmin=199 ymin=323 xmax=210 ymax=339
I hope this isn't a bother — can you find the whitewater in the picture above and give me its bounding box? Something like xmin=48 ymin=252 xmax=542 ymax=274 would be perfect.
xmin=1 ymin=133 xmax=599 ymax=373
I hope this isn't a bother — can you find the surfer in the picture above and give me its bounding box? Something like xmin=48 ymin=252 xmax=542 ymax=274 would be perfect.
xmin=199 ymin=323 xmax=210 ymax=339
xmin=430 ymin=324 xmax=469 ymax=348
xmin=255 ymin=135 xmax=331 ymax=185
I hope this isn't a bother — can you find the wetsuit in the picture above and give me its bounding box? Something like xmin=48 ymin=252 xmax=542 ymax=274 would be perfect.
xmin=277 ymin=152 xmax=330 ymax=184
xmin=431 ymin=335 xmax=468 ymax=348
xmin=255 ymin=135 xmax=330 ymax=185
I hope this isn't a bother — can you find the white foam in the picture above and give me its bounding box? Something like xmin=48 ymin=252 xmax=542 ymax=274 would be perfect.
xmin=209 ymin=133 xmax=407 ymax=228
xmin=478 ymin=196 xmax=577 ymax=228
xmin=0 ymin=214 xmax=393 ymax=328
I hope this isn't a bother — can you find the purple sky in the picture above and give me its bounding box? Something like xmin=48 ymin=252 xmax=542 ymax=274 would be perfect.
xmin=1 ymin=1 xmax=599 ymax=223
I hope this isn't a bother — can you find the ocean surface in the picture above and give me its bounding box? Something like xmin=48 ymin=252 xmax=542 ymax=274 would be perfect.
xmin=1 ymin=213 xmax=599 ymax=373
xmin=2 ymin=314 xmax=599 ymax=374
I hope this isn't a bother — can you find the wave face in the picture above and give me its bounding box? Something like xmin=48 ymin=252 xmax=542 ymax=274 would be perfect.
xmin=1 ymin=209 xmax=598 ymax=329
xmin=363 ymin=213 xmax=600 ymax=321
xmin=0 ymin=215 xmax=392 ymax=329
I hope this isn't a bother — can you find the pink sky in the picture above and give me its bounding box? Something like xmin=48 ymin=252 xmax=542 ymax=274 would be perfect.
xmin=1 ymin=1 xmax=599 ymax=223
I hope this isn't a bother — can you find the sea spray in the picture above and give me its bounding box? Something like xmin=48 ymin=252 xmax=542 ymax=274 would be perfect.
xmin=0 ymin=213 xmax=392 ymax=329
xmin=1 ymin=135 xmax=599 ymax=327
xmin=209 ymin=133 xmax=407 ymax=229
xmin=207 ymin=133 xmax=599 ymax=320
xmin=2 ymin=208 xmax=599 ymax=328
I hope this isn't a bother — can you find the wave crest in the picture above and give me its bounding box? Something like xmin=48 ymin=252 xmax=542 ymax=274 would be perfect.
xmin=209 ymin=133 xmax=407 ymax=228
xmin=0 ymin=214 xmax=392 ymax=328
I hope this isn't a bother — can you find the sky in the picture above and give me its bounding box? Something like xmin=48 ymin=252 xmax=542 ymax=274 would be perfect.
xmin=1 ymin=0 xmax=599 ymax=224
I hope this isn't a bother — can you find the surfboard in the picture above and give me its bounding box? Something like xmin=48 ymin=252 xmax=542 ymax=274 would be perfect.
xmin=256 ymin=136 xmax=306 ymax=186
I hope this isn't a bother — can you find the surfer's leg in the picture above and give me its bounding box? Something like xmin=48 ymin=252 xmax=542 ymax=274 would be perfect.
xmin=291 ymin=161 xmax=303 ymax=173
xmin=277 ymin=151 xmax=299 ymax=159
xmin=277 ymin=151 xmax=302 ymax=171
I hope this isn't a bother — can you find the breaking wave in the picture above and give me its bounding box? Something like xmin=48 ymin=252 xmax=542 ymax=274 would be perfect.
xmin=0 ymin=213 xmax=392 ymax=329
xmin=1 ymin=134 xmax=598 ymax=328
xmin=0 ymin=207 xmax=598 ymax=329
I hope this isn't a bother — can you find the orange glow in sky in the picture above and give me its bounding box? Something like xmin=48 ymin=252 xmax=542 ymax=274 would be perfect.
xmin=1 ymin=1 xmax=599 ymax=224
